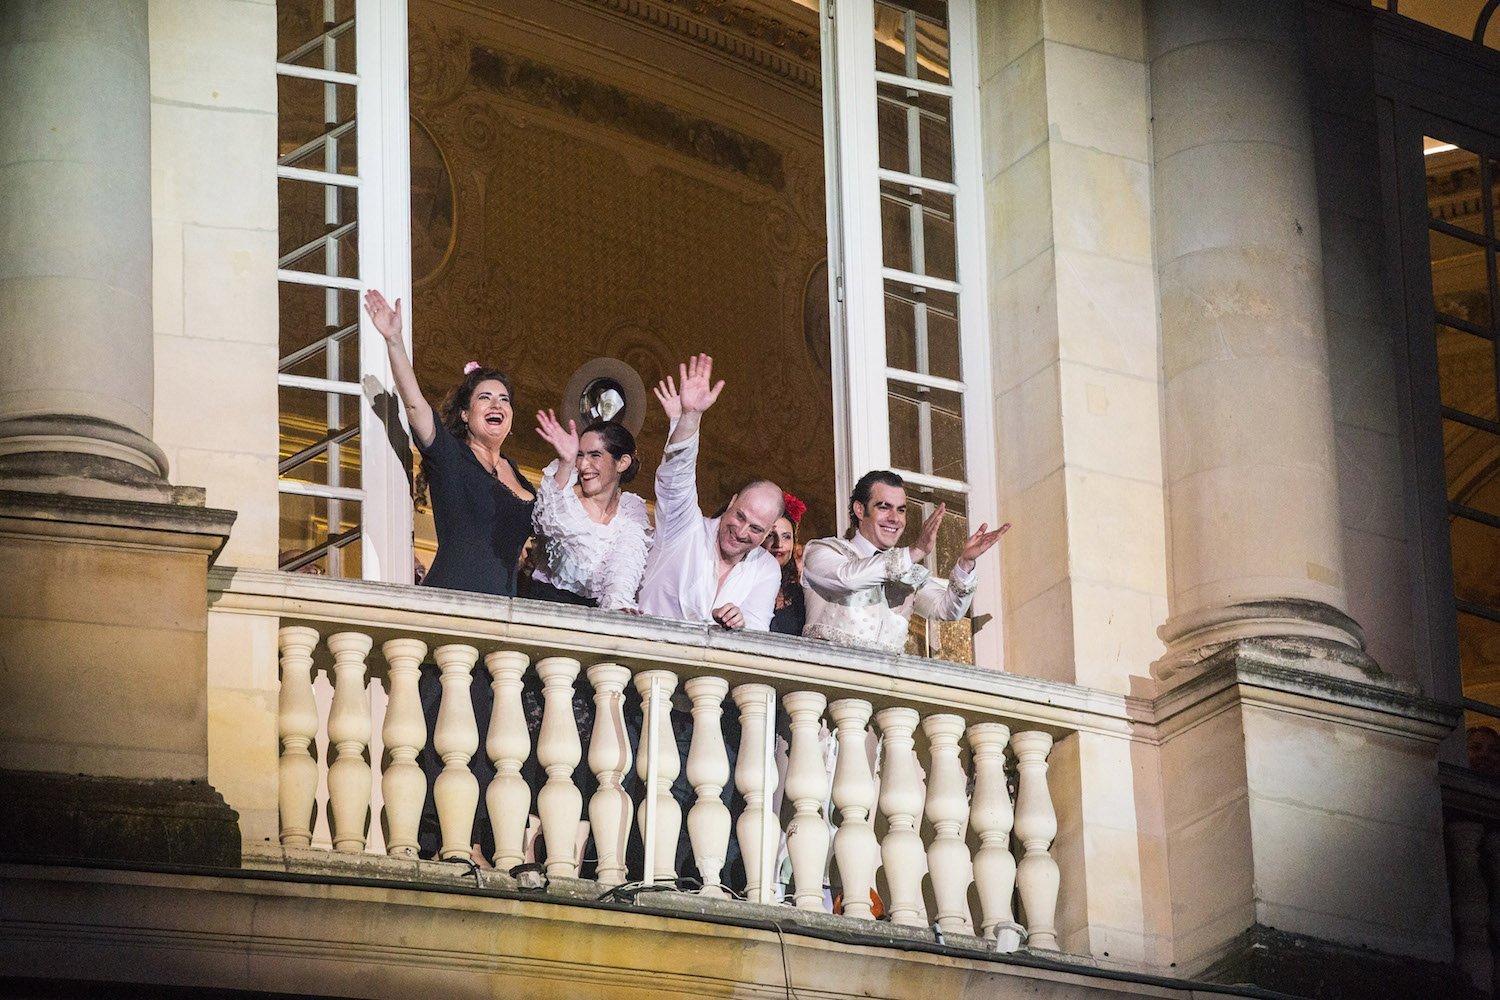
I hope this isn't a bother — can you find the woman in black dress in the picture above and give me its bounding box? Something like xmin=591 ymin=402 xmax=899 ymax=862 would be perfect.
xmin=365 ymin=289 xmax=535 ymax=862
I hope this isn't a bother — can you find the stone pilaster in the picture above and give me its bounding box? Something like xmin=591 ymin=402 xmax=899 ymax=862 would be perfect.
xmin=0 ymin=1 xmax=170 ymax=501
xmin=0 ymin=2 xmax=239 ymax=866
xmin=1148 ymin=0 xmax=1367 ymax=679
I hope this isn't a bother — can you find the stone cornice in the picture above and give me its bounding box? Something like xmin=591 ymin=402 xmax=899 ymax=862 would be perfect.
xmin=2 ymin=489 xmax=237 ymax=562
xmin=1153 ymin=639 xmax=1457 ymax=743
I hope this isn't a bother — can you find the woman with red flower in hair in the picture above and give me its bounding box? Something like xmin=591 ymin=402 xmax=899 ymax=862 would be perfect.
xmin=763 ymin=492 xmax=808 ymax=636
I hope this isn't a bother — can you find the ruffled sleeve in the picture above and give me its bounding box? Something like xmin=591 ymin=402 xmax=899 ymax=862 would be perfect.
xmin=596 ymin=492 xmax=652 ymax=611
xmin=532 ymin=459 xmax=608 ymax=598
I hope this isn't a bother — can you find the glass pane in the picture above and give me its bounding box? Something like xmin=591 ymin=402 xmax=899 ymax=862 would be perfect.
xmin=278 ymin=214 xmax=360 ymax=281
xmin=874 ymin=0 xmax=950 ymax=83
xmin=1443 ymin=420 xmax=1500 ymax=518
xmin=278 ymin=78 xmax=357 ymax=164
xmin=1427 ymin=141 xmax=1486 ymax=235
xmin=280 ymin=386 xmax=363 ymax=490
xmin=876 ymin=84 xmax=953 ymax=184
xmin=880 ymin=184 xmax=956 ymax=283
xmin=1491 ymin=157 xmax=1500 ymax=239
xmin=276 ymin=0 xmax=356 ymax=72
xmin=1429 ymin=227 xmax=1493 ymax=328
xmin=884 ymin=282 xmax=960 ymax=382
xmin=1436 ymin=324 xmax=1499 ymax=421
xmin=279 ymin=177 xmax=358 ymax=256
xmin=279 ymin=284 xmax=360 ymax=364
xmin=280 ymin=330 xmax=360 ymax=384
xmin=1450 ymin=515 xmax=1500 ymax=607
xmin=888 ymin=378 xmax=966 ymax=483
xmin=1462 ymin=607 xmax=1500 ymax=776
xmin=279 ymin=492 xmax=363 ymax=580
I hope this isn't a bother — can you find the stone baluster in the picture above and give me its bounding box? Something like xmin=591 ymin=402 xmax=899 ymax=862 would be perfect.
xmin=734 ymin=683 xmax=779 ymax=902
xmin=586 ymin=663 xmax=633 ymax=886
xmin=277 ymin=626 xmax=321 ymax=848
xmin=684 ymin=675 xmax=732 ymax=896
xmin=432 ymin=643 xmax=480 ymax=861
xmin=485 ymin=650 xmax=532 ymax=871
xmin=922 ymin=713 xmax=973 ymax=933
xmin=784 ymin=691 xmax=831 ymax=911
xmin=1012 ymin=731 xmax=1060 ymax=950
xmin=830 ymin=698 xmax=878 ymax=920
xmin=1448 ymin=820 xmax=1492 ymax=992
xmin=536 ymin=656 xmax=584 ymax=878
xmin=635 ymin=670 xmax=682 ymax=882
xmin=325 ymin=631 xmax=373 ymax=852
xmin=380 ymin=638 xmax=428 ymax=858
xmin=967 ymin=722 xmax=1018 ymax=945
xmin=875 ymin=707 xmax=925 ymax=927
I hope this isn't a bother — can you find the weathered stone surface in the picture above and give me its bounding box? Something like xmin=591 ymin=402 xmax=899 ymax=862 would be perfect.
xmin=0 ymin=770 xmax=240 ymax=868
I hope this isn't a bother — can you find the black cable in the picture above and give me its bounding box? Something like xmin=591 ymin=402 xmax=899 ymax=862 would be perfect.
xmin=770 ymin=921 xmax=798 ymax=1000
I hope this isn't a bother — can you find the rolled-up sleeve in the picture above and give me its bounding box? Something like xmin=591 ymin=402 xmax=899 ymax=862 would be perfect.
xmin=652 ymin=421 xmax=701 ymax=547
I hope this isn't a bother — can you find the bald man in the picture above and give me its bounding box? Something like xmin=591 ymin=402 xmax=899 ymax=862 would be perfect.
xmin=636 ymin=354 xmax=784 ymax=630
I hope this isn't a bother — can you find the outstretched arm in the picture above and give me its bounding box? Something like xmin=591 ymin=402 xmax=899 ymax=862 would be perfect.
xmin=363 ymin=290 xmax=436 ymax=448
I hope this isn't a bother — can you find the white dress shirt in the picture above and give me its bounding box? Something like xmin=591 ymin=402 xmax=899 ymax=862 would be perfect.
xmin=531 ymin=459 xmax=652 ymax=610
xmin=636 ymin=426 xmax=781 ymax=630
xmin=801 ymin=531 xmax=976 ymax=653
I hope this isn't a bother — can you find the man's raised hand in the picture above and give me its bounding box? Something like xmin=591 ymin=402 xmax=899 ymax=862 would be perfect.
xmin=677 ymin=353 xmax=724 ymax=414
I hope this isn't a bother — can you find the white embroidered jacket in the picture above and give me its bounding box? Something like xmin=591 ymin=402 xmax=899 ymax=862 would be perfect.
xmin=800 ymin=532 xmax=976 ymax=654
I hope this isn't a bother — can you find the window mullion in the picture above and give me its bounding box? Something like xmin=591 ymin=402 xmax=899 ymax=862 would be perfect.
xmin=829 ymin=0 xmax=893 ymax=488
xmin=354 ymin=0 xmax=414 ymax=584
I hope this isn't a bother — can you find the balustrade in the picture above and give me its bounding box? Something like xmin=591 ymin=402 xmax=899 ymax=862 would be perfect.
xmin=271 ymin=619 xmax=1064 ymax=952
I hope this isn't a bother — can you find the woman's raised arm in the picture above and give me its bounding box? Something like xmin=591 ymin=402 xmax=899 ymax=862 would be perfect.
xmin=363 ymin=289 xmax=436 ymax=448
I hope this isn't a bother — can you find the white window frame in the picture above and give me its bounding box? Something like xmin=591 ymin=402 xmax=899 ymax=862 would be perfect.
xmin=276 ymin=0 xmax=413 ymax=584
xmin=284 ymin=0 xmax=1002 ymax=662
xmin=823 ymin=0 xmax=1003 ymax=667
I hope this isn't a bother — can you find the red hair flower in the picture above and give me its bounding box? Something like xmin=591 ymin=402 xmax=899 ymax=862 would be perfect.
xmin=782 ymin=492 xmax=807 ymax=525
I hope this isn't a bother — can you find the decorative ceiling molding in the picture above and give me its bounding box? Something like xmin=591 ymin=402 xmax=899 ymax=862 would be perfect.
xmin=583 ymin=0 xmax=821 ymax=93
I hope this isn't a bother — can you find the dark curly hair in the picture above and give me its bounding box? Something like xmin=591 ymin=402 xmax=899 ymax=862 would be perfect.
xmin=415 ymin=366 xmax=515 ymax=506
xmin=579 ymin=419 xmax=640 ymax=485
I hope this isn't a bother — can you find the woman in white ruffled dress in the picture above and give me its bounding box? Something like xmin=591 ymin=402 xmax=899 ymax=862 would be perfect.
xmin=520 ymin=411 xmax=652 ymax=874
xmin=529 ymin=411 xmax=651 ymax=609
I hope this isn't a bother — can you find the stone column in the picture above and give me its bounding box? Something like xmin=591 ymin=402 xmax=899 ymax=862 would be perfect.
xmin=1148 ymin=0 xmax=1366 ymax=677
xmin=0 ymin=0 xmax=170 ymax=500
xmin=0 ymin=2 xmax=239 ymax=866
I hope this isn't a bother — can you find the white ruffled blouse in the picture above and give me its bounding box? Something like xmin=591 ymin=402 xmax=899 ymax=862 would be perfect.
xmin=531 ymin=459 xmax=652 ymax=611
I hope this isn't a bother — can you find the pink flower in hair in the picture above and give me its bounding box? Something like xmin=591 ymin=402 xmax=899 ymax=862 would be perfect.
xmin=463 ymin=361 xmax=481 ymax=375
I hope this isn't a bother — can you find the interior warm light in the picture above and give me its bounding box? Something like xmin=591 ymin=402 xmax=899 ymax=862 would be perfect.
xmin=1425 ymin=142 xmax=1459 ymax=156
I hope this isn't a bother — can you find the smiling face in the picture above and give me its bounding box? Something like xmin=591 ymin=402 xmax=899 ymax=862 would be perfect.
xmin=575 ymin=429 xmax=630 ymax=499
xmin=462 ymin=379 xmax=512 ymax=447
xmin=763 ymin=516 xmax=796 ymax=567
xmin=853 ymin=481 xmax=908 ymax=551
xmin=717 ymin=483 xmax=782 ymax=564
